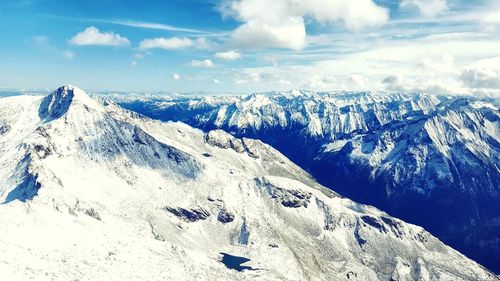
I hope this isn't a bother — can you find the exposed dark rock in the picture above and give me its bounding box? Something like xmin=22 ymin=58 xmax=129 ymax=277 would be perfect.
xmin=279 ymin=189 xmax=313 ymax=208
xmin=220 ymin=253 xmax=257 ymax=272
xmin=33 ymin=144 xmax=52 ymax=159
xmin=132 ymin=126 xmax=148 ymax=145
xmin=0 ymin=123 xmax=10 ymax=135
xmin=361 ymin=216 xmax=388 ymax=234
xmin=381 ymin=216 xmax=405 ymax=238
xmin=164 ymin=206 xmax=210 ymax=222
xmin=255 ymin=177 xmax=312 ymax=208
xmin=346 ymin=271 xmax=358 ymax=279
xmin=85 ymin=208 xmax=102 ymax=221
xmin=217 ymin=208 xmax=235 ymax=224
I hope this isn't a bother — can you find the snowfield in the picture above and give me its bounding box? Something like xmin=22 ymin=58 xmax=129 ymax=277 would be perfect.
xmin=0 ymin=85 xmax=497 ymax=281
xmin=111 ymin=89 xmax=500 ymax=273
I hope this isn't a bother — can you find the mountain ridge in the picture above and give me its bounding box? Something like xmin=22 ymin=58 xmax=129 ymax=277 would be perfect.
xmin=111 ymin=89 xmax=500 ymax=273
xmin=0 ymin=85 xmax=498 ymax=280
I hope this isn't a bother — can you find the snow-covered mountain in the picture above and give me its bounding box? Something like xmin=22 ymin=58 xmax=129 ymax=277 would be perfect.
xmin=0 ymin=85 xmax=497 ymax=280
xmin=112 ymin=89 xmax=500 ymax=274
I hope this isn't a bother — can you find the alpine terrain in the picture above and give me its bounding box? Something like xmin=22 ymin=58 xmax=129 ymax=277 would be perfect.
xmin=0 ymin=85 xmax=497 ymax=280
xmin=112 ymin=90 xmax=500 ymax=273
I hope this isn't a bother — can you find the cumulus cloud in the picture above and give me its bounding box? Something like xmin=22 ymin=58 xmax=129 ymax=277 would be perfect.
xmin=139 ymin=37 xmax=211 ymax=50
xmin=400 ymin=0 xmax=448 ymax=18
xmin=172 ymin=74 xmax=181 ymax=80
xmin=191 ymin=59 xmax=215 ymax=67
xmin=221 ymin=0 xmax=388 ymax=50
xmin=460 ymin=68 xmax=500 ymax=89
xmin=381 ymin=75 xmax=407 ymax=91
xmin=215 ymin=50 xmax=242 ymax=60
xmin=459 ymin=57 xmax=500 ymax=90
xmin=233 ymin=17 xmax=306 ymax=50
xmin=213 ymin=79 xmax=222 ymax=84
xmin=69 ymin=26 xmax=130 ymax=47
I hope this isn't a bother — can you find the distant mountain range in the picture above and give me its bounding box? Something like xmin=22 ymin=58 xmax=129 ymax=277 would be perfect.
xmin=112 ymin=89 xmax=500 ymax=273
xmin=0 ymin=85 xmax=497 ymax=280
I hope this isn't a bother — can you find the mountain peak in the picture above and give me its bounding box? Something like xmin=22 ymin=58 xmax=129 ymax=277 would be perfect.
xmin=38 ymin=85 xmax=94 ymax=120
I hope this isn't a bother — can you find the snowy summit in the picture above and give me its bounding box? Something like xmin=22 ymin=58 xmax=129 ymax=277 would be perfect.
xmin=0 ymin=85 xmax=497 ymax=280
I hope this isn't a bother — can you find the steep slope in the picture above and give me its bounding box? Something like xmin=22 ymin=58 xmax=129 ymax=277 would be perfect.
xmin=0 ymin=85 xmax=497 ymax=280
xmin=113 ymin=90 xmax=500 ymax=273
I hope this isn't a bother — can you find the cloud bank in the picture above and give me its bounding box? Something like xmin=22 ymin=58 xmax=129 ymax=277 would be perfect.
xmin=220 ymin=0 xmax=388 ymax=50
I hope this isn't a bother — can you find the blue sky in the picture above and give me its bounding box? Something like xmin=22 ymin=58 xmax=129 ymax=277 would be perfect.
xmin=0 ymin=0 xmax=499 ymax=94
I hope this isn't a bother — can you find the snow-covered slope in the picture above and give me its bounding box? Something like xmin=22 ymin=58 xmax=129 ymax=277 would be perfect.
xmin=112 ymin=90 xmax=500 ymax=273
xmin=0 ymin=85 xmax=497 ymax=280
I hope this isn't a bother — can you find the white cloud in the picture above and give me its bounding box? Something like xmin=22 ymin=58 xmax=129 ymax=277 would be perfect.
xmin=400 ymin=0 xmax=448 ymax=18
xmin=140 ymin=37 xmax=193 ymax=50
xmin=69 ymin=26 xmax=130 ymax=47
xmin=348 ymin=74 xmax=366 ymax=88
xmin=221 ymin=0 xmax=388 ymax=50
xmin=191 ymin=59 xmax=215 ymax=67
xmin=233 ymin=18 xmax=306 ymax=50
xmin=481 ymin=11 xmax=500 ymax=31
xmin=213 ymin=79 xmax=222 ymax=84
xmin=194 ymin=37 xmax=213 ymax=49
xmin=416 ymin=54 xmax=456 ymax=74
xmin=173 ymin=74 xmax=181 ymax=80
xmin=215 ymin=50 xmax=242 ymax=61
xmin=460 ymin=57 xmax=500 ymax=89
xmin=130 ymin=60 xmax=138 ymax=67
xmin=104 ymin=19 xmax=204 ymax=33
xmin=484 ymin=11 xmax=500 ymax=25
xmin=226 ymin=33 xmax=500 ymax=93
xmin=139 ymin=37 xmax=211 ymax=50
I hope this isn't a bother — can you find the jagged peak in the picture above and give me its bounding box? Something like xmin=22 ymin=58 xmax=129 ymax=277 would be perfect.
xmin=38 ymin=85 xmax=96 ymax=120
